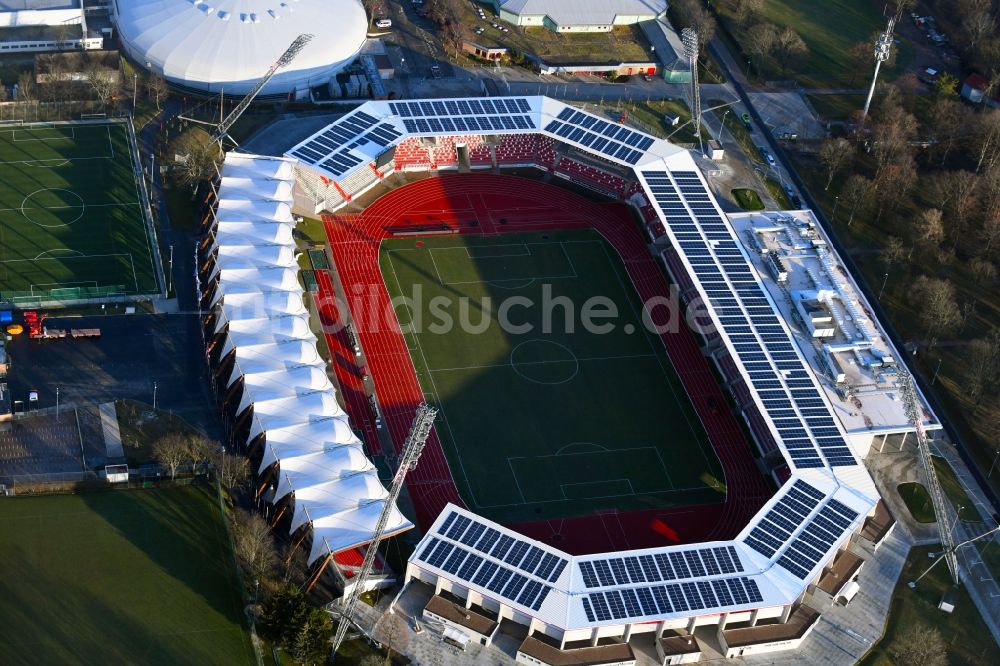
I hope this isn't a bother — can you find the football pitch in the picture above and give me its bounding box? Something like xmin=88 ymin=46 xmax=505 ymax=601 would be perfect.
xmin=380 ymin=230 xmax=725 ymax=525
xmin=0 ymin=123 xmax=159 ymax=302
xmin=0 ymin=486 xmax=254 ymax=665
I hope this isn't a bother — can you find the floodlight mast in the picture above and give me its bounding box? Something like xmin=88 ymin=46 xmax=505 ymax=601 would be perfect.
xmin=859 ymin=16 xmax=895 ymax=129
xmin=900 ymin=372 xmax=959 ymax=582
xmin=330 ymin=403 xmax=438 ymax=660
xmin=681 ymin=28 xmax=702 ymax=148
xmin=213 ymin=33 xmax=314 ymax=145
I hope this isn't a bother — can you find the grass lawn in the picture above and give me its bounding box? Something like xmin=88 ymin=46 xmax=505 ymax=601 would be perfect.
xmin=932 ymin=455 xmax=980 ymax=522
xmin=806 ymin=94 xmax=866 ymax=121
xmin=0 ymin=123 xmax=159 ymax=300
xmin=717 ymin=0 xmax=911 ymax=88
xmin=0 ymin=486 xmax=254 ymax=665
xmin=765 ymin=177 xmax=792 ymax=209
xmin=461 ymin=2 xmax=651 ymax=63
xmin=898 ymin=482 xmax=936 ymax=523
xmin=380 ymin=229 xmax=724 ymax=525
xmin=860 ymin=545 xmax=998 ymax=665
xmin=732 ymin=188 xmax=765 ymax=211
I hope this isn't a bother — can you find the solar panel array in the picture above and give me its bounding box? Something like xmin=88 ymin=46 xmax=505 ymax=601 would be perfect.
xmin=640 ymin=170 xmax=858 ymax=469
xmin=743 ymin=480 xmax=859 ymax=579
xmin=544 ymin=107 xmax=653 ymax=165
xmin=582 ymin=576 xmax=764 ymax=623
xmin=388 ymin=98 xmax=538 ymax=136
xmin=578 ymin=546 xmax=743 ymax=589
xmin=415 ymin=511 xmax=569 ymax=612
xmin=289 ymin=110 xmax=402 ymax=176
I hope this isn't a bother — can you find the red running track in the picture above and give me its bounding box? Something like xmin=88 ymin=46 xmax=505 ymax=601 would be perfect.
xmin=323 ymin=174 xmax=772 ymax=555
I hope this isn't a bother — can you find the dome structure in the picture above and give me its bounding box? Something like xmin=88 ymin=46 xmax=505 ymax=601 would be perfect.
xmin=113 ymin=0 xmax=368 ymax=95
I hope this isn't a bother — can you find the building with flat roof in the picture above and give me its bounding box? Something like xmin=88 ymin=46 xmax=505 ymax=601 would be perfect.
xmin=0 ymin=0 xmax=101 ymax=52
xmin=490 ymin=0 xmax=667 ymax=33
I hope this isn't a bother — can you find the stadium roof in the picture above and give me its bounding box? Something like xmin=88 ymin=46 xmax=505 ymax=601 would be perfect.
xmin=496 ymin=0 xmax=666 ymax=27
xmin=281 ymin=94 xmax=942 ymax=627
xmin=112 ymin=0 xmax=367 ymax=95
xmin=209 ymin=152 xmax=413 ymax=562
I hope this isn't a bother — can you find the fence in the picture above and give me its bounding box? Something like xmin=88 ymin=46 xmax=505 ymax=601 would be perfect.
xmin=0 ymin=465 xmax=209 ymax=496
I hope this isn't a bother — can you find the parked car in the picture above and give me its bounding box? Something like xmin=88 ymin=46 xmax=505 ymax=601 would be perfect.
xmin=429 ymin=64 xmax=442 ymax=79
xmin=642 ymin=73 xmax=652 ymax=82
xmin=784 ymin=184 xmax=795 ymax=199
xmin=758 ymin=145 xmax=775 ymax=166
xmin=741 ymin=112 xmax=753 ymax=131
xmin=375 ymin=18 xmax=392 ymax=29
xmin=791 ymin=194 xmax=803 ymax=208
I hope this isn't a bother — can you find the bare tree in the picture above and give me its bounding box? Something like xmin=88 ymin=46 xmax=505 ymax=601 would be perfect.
xmin=16 ymin=71 xmax=36 ymax=102
xmin=891 ymin=625 xmax=948 ymax=666
xmin=169 ymin=129 xmax=222 ymax=189
xmin=942 ymin=170 xmax=981 ymax=249
xmin=184 ymin=435 xmax=214 ymax=476
xmin=961 ymin=4 xmax=996 ymax=49
xmin=914 ymin=208 xmax=945 ymax=249
xmin=213 ymin=449 xmax=249 ymax=490
xmin=873 ymin=159 xmax=917 ymax=219
xmin=153 ymin=433 xmax=189 ymax=481
xmin=872 ymin=106 xmax=917 ymax=173
xmin=744 ymin=22 xmax=779 ymax=72
xmin=85 ymin=65 xmax=122 ymax=110
xmin=673 ymin=0 xmax=717 ymax=43
xmin=880 ymin=235 xmax=907 ymax=268
xmin=846 ymin=42 xmax=872 ymax=86
xmin=970 ymin=256 xmax=997 ymax=283
xmin=733 ymin=0 xmax=764 ymax=23
xmin=908 ymin=276 xmax=962 ymax=344
xmin=772 ymin=27 xmax=808 ymax=77
xmin=927 ymin=97 xmax=971 ymax=165
xmin=978 ymin=213 xmax=1000 ymax=255
xmin=144 ymin=75 xmax=170 ymax=109
xmin=232 ymin=509 xmax=278 ymax=585
xmin=971 ymin=109 xmax=1000 ymax=172
xmin=963 ymin=331 xmax=1000 ymax=404
xmin=841 ymin=173 xmax=872 ymax=226
xmin=818 ymin=138 xmax=854 ymax=190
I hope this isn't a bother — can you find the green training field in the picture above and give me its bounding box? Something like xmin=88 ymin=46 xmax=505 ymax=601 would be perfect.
xmin=380 ymin=230 xmax=724 ymax=525
xmin=0 ymin=486 xmax=254 ymax=665
xmin=0 ymin=123 xmax=159 ymax=302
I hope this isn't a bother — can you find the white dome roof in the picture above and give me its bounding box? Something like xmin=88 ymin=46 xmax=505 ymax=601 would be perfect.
xmin=114 ymin=0 xmax=367 ymax=94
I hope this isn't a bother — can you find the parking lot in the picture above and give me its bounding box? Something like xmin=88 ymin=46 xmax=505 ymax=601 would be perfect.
xmin=4 ymin=312 xmax=221 ymax=467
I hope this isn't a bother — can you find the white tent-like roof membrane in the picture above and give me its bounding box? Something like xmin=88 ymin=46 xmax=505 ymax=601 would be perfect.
xmin=113 ymin=0 xmax=368 ymax=95
xmin=209 ymin=153 xmax=412 ymax=563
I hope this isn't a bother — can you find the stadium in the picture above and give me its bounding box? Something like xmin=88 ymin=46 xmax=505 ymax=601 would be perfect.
xmin=202 ymin=96 xmax=940 ymax=663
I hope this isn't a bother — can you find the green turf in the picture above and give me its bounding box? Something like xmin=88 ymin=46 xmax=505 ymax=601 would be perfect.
xmin=380 ymin=229 xmax=724 ymax=524
xmin=719 ymin=1 xmax=911 ymax=89
xmin=0 ymin=123 xmax=159 ymax=300
xmin=932 ymin=455 xmax=979 ymax=523
xmin=732 ymin=188 xmax=765 ymax=211
xmin=0 ymin=486 xmax=254 ymax=666
xmin=897 ymin=482 xmax=936 ymax=523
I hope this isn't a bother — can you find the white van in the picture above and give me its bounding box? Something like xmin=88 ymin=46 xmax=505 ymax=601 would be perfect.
xmin=375 ymin=18 xmax=392 ymax=29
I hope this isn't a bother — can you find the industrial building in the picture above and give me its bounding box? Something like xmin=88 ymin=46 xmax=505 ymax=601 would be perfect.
xmin=489 ymin=0 xmax=667 ymax=33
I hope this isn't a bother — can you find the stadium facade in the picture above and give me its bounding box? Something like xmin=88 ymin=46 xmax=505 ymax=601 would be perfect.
xmin=211 ymin=96 xmax=936 ymax=661
xmin=111 ymin=0 xmax=367 ymax=96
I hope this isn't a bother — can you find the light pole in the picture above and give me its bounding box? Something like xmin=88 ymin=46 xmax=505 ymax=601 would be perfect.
xmin=832 ymin=195 xmax=840 ymax=224
xmin=988 ymin=449 xmax=1000 ymax=478
xmin=878 ymin=272 xmax=889 ymax=300
xmin=931 ymin=357 xmax=942 ymax=385
xmin=133 ymin=73 xmax=137 ymax=111
xmin=153 ymin=381 xmax=158 ymax=410
xmin=56 ymin=387 xmax=60 ymax=422
xmin=168 ymin=244 xmax=174 ymax=295
xmin=745 ymin=59 xmax=752 ymax=79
